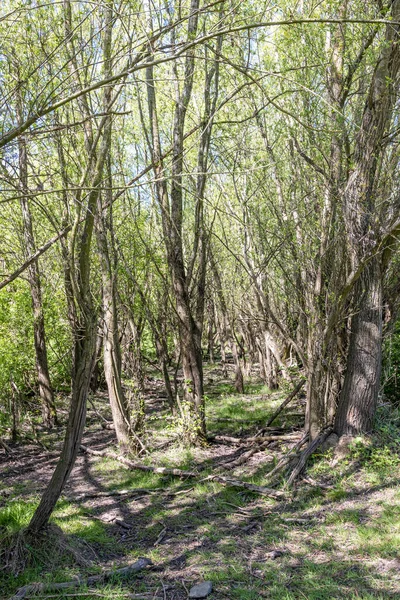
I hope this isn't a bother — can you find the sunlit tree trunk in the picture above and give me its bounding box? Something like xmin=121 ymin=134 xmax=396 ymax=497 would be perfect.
xmin=26 ymin=0 xmax=114 ymax=534
xmin=336 ymin=1 xmax=400 ymax=437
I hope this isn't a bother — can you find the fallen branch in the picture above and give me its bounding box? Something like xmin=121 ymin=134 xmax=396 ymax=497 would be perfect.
xmin=265 ymin=433 xmax=309 ymax=483
xmin=204 ymin=474 xmax=286 ymax=499
xmin=81 ymin=445 xmax=285 ymax=498
xmin=287 ymin=428 xmax=332 ymax=487
xmin=152 ymin=435 xmax=178 ymax=450
xmin=221 ymin=447 xmax=260 ymax=470
xmin=301 ymin=475 xmax=333 ymax=490
xmin=211 ymin=433 xmax=299 ymax=445
xmin=0 ymin=438 xmax=12 ymax=453
xmin=80 ymin=445 xmax=198 ymax=478
xmin=259 ymin=380 xmax=305 ymax=433
xmin=9 ymin=557 xmax=153 ymax=600
xmin=64 ymin=487 xmax=163 ymax=502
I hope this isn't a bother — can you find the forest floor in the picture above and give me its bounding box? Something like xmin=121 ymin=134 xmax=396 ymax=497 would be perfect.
xmin=1 ymin=366 xmax=400 ymax=599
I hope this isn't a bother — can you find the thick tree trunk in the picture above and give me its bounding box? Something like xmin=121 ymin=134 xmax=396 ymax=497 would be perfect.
xmin=335 ymin=259 xmax=383 ymax=436
xmin=335 ymin=1 xmax=400 ymax=437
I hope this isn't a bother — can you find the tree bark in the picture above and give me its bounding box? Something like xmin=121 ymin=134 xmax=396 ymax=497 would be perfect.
xmin=97 ymin=209 xmax=132 ymax=453
xmin=26 ymin=313 xmax=96 ymax=534
xmin=144 ymin=0 xmax=213 ymax=442
xmin=335 ymin=1 xmax=400 ymax=437
xmin=335 ymin=258 xmax=383 ymax=435
xmin=26 ymin=0 xmax=115 ymax=534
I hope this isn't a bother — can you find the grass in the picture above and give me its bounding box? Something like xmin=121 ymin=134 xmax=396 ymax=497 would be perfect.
xmin=1 ymin=379 xmax=400 ymax=599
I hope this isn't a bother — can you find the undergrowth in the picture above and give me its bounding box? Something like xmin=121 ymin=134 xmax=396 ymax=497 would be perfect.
xmin=1 ymin=380 xmax=400 ymax=599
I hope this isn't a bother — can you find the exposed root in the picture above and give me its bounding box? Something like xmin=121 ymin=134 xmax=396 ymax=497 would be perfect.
xmin=0 ymin=524 xmax=90 ymax=576
xmin=0 ymin=438 xmax=12 ymax=453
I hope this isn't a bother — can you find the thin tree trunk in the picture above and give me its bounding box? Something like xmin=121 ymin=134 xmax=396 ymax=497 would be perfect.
xmin=26 ymin=314 xmax=96 ymax=534
xmin=90 ymin=325 xmax=103 ymax=392
xmin=98 ymin=213 xmax=132 ymax=453
xmin=26 ymin=0 xmax=115 ymax=534
xmin=17 ymin=102 xmax=57 ymax=428
xmin=210 ymin=254 xmax=244 ymax=392
xmin=144 ymin=0 xmax=207 ymax=442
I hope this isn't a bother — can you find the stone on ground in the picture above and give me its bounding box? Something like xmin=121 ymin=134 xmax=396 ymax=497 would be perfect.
xmin=189 ymin=580 xmax=213 ymax=598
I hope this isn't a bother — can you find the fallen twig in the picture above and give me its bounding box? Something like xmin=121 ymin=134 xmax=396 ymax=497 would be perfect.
xmin=265 ymin=433 xmax=309 ymax=483
xmin=64 ymin=487 xmax=164 ymax=502
xmin=301 ymin=475 xmax=333 ymax=490
xmin=154 ymin=526 xmax=167 ymax=546
xmin=8 ymin=557 xmax=153 ymax=600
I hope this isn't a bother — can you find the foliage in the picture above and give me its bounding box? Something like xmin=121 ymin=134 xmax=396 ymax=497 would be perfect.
xmin=383 ymin=320 xmax=400 ymax=404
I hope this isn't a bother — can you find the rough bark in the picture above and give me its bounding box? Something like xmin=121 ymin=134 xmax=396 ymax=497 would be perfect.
xmin=335 ymin=1 xmax=400 ymax=437
xmin=96 ymin=130 xmax=132 ymax=452
xmin=335 ymin=258 xmax=383 ymax=434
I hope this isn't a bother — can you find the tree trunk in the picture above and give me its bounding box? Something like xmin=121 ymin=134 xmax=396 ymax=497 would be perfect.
xmin=335 ymin=0 xmax=400 ymax=437
xmin=27 ymin=314 xmax=96 ymax=534
xmin=99 ymin=227 xmax=132 ymax=453
xmin=335 ymin=258 xmax=383 ymax=435
xmin=96 ymin=163 xmax=132 ymax=453
xmin=18 ymin=132 xmax=57 ymax=428
xmin=26 ymin=0 xmax=114 ymax=533
xmin=144 ymin=0 xmax=206 ymax=443
xmin=154 ymin=336 xmax=176 ymax=414
xmin=178 ymin=301 xmax=206 ymax=440
xmin=232 ymin=338 xmax=244 ymax=393
xmin=90 ymin=326 xmax=103 ymax=392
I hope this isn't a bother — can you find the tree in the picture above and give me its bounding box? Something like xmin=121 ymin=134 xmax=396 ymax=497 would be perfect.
xmin=335 ymin=0 xmax=400 ymax=436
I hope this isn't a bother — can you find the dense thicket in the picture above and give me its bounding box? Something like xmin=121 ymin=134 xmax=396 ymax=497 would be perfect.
xmin=2 ymin=0 xmax=400 ymax=533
